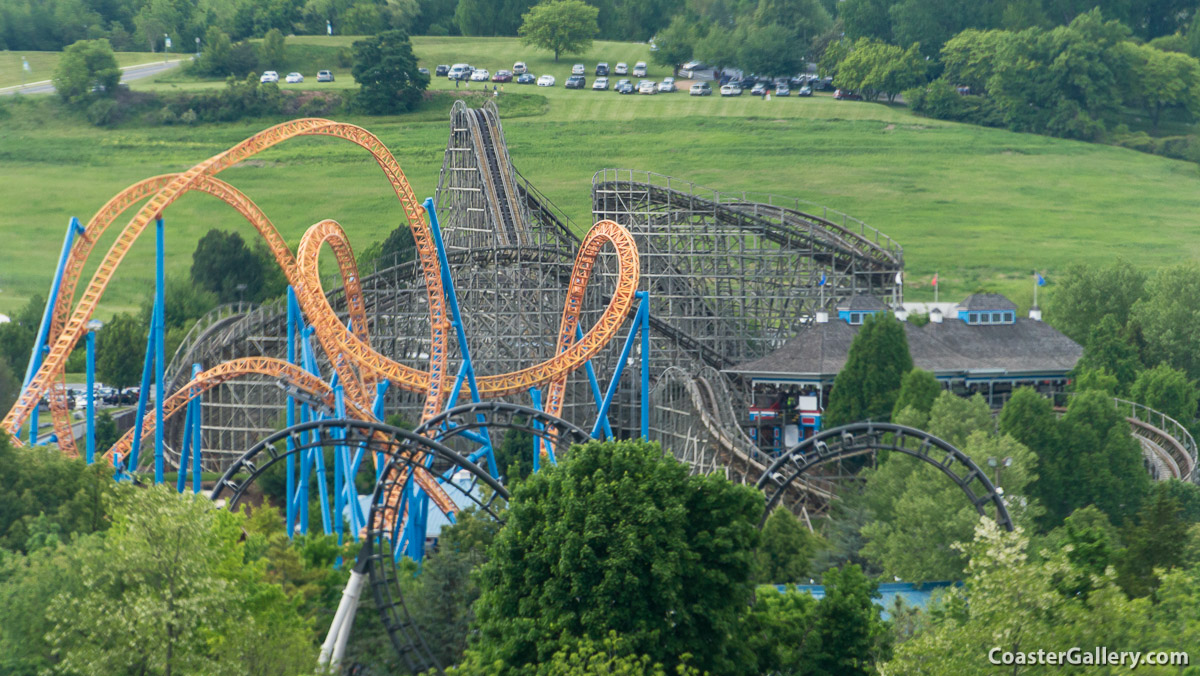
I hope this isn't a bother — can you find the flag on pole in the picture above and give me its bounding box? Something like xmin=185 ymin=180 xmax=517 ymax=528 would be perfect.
xmin=819 ymin=273 xmax=826 ymax=286
xmin=22 ymin=57 xmax=30 ymax=72
xmin=327 ymin=20 xmax=333 ymax=35
xmin=1036 ymin=272 xmax=1046 ymax=286
xmin=895 ymin=271 xmax=902 ymax=285
xmin=931 ymin=273 xmax=938 ymax=287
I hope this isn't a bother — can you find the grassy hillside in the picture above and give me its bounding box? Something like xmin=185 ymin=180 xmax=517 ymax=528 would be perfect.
xmin=0 ymin=50 xmax=165 ymax=90
xmin=1 ymin=37 xmax=1198 ymax=321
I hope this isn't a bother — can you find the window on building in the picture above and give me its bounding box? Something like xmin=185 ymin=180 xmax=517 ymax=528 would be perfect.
xmin=1005 ymin=311 xmax=1014 ymax=322
xmin=970 ymin=313 xmax=979 ymax=323
xmin=849 ymin=312 xmax=862 ymax=325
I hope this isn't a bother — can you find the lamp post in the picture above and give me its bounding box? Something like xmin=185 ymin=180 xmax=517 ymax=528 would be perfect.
xmin=987 ymin=456 xmax=1013 ymax=488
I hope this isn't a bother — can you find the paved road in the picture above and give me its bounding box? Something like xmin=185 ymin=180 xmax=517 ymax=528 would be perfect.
xmin=0 ymin=58 xmax=185 ymax=96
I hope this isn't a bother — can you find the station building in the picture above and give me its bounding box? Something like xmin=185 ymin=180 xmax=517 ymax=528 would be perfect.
xmin=726 ymin=293 xmax=1082 ymax=451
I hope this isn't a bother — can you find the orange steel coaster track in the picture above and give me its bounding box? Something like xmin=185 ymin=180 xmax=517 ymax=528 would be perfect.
xmin=2 ymin=118 xmax=640 ymax=519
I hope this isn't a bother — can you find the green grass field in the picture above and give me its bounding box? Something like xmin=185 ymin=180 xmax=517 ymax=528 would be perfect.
xmin=1 ymin=37 xmax=1198 ymax=321
xmin=0 ymin=50 xmax=165 ymax=90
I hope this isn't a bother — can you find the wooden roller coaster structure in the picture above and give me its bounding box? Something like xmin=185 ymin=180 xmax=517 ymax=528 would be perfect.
xmin=2 ymin=118 xmax=641 ymax=519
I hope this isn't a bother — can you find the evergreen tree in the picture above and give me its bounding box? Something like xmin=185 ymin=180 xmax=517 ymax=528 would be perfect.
xmin=96 ymin=313 xmax=147 ymax=391
xmin=999 ymin=387 xmax=1065 ymax=529
xmin=1059 ymin=390 xmax=1151 ymax=526
xmin=891 ymin=368 xmax=941 ymax=427
xmin=1116 ymin=483 xmax=1189 ymax=597
xmin=350 ymin=29 xmax=428 ymax=114
xmin=824 ymin=312 xmax=913 ymax=428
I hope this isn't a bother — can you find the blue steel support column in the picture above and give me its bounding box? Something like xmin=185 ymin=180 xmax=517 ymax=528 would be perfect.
xmin=24 ymin=218 xmax=85 ymax=445
xmin=575 ymin=325 xmax=613 ymax=440
xmin=153 ymin=217 xmax=165 ymax=484
xmin=85 ymin=330 xmax=96 ymax=464
xmin=178 ymin=393 xmax=193 ymax=493
xmin=640 ymin=291 xmax=650 ymax=439
xmin=128 ymin=306 xmax=157 ymax=471
xmin=191 ymin=363 xmax=202 ymax=494
xmin=425 ymin=197 xmax=497 ymax=477
xmin=286 ymin=287 xmax=299 ymax=535
xmin=372 ymin=381 xmax=389 ymax=482
xmin=591 ymin=292 xmax=649 ymax=439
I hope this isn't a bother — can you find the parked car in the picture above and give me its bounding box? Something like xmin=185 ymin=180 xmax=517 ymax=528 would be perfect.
xmin=751 ymin=82 xmax=769 ymax=96
xmin=814 ymin=76 xmax=834 ymax=90
xmin=720 ymin=83 xmax=743 ymax=96
xmin=797 ymin=85 xmax=812 ymax=96
xmin=260 ymin=70 xmax=279 ymax=83
xmin=317 ymin=70 xmax=334 ymax=82
xmin=517 ymin=72 xmax=537 ymax=84
xmin=435 ymin=64 xmax=450 ymax=76
xmin=285 ymin=71 xmax=304 ymax=83
xmin=657 ymin=77 xmax=676 ymax=93
xmin=775 ymin=84 xmax=790 ymax=96
xmin=615 ymin=79 xmax=635 ymax=94
xmin=592 ymin=77 xmax=610 ymax=90
xmin=834 ymin=88 xmax=863 ymax=100
xmin=633 ymin=61 xmax=648 ymax=77
xmin=595 ymin=62 xmax=609 ymax=76
xmin=513 ymin=61 xmax=527 ymax=74
xmin=469 ymin=69 xmax=491 ymax=82
xmin=571 ymin=63 xmax=585 ymax=75
xmin=493 ymin=69 xmax=513 ymax=82
xmin=565 ymin=74 xmax=586 ymax=89
xmin=614 ymin=62 xmax=629 ymax=75
xmin=637 ymin=80 xmax=657 ymax=94
xmin=689 ymin=82 xmax=712 ymax=96
xmin=448 ymin=63 xmax=473 ymax=80
xmin=537 ymin=74 xmax=556 ymax=86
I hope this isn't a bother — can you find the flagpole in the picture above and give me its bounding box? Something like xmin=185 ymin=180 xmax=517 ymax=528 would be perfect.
xmin=934 ymin=271 xmax=938 ymax=305
xmin=1033 ymin=272 xmax=1038 ymax=308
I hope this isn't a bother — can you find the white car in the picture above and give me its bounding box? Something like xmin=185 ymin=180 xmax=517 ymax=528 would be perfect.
xmin=537 ymin=74 xmax=556 ymax=86
xmin=657 ymin=77 xmax=676 ymax=93
xmin=285 ymin=72 xmax=303 ymax=83
xmin=513 ymin=61 xmax=527 ymax=74
xmin=260 ymin=70 xmax=279 ymax=83
xmin=470 ymin=69 xmax=491 ymax=81
xmin=447 ymin=63 xmax=472 ymax=80
xmin=638 ymin=80 xmax=657 ymax=94
xmin=614 ymin=62 xmax=629 ymax=75
xmin=592 ymin=77 xmax=609 ymax=90
xmin=720 ymin=83 xmax=743 ymax=96
xmin=633 ymin=61 xmax=648 ymax=77
xmin=571 ymin=63 xmax=585 ymax=75
xmin=689 ymin=82 xmax=712 ymax=96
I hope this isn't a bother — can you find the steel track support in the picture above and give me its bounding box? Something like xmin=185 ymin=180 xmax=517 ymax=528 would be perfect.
xmin=85 ymin=330 xmax=95 ymax=463
xmin=591 ymin=291 xmax=651 ymax=439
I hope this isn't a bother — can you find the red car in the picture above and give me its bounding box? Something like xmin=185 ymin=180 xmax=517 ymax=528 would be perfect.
xmin=492 ymin=70 xmax=513 ymax=83
xmin=834 ymin=88 xmax=863 ymax=101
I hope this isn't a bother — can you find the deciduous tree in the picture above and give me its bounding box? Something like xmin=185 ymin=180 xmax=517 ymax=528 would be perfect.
xmin=1128 ymin=363 xmax=1198 ymax=427
xmin=351 ymin=28 xmax=428 ymax=114
xmin=518 ymin=0 xmax=599 ymax=62
xmin=53 ymin=38 xmax=121 ymax=106
xmin=1047 ymin=258 xmax=1145 ymax=344
xmin=96 ymin=312 xmax=146 ymax=391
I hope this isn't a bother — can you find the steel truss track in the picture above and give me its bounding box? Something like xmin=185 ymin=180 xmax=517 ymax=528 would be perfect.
xmin=755 ymin=422 xmax=1013 ymax=531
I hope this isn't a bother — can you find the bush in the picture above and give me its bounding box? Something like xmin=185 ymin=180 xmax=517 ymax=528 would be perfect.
xmin=906 ymin=80 xmax=966 ymax=120
xmin=85 ymin=97 xmax=118 ymax=126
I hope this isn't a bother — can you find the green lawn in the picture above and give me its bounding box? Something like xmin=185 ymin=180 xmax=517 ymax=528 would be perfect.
xmin=0 ymin=50 xmax=165 ymax=90
xmin=1 ymin=37 xmax=1199 ymax=321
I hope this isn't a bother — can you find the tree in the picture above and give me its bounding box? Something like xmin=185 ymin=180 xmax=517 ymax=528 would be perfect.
xmin=998 ymin=387 xmax=1066 ymax=529
xmin=0 ymin=294 xmax=41 ymax=377
xmin=1128 ymin=363 xmax=1198 ymax=427
xmin=53 ymin=38 xmax=121 ymax=106
xmin=1047 ymin=259 xmax=1146 ymax=344
xmin=1130 ymin=263 xmax=1200 ymax=381
xmin=737 ymin=22 xmax=805 ymax=76
xmin=824 ymin=312 xmax=913 ymax=428
xmin=939 ymin=28 xmax=1012 ymax=94
xmin=351 ymin=29 xmax=428 ymax=115
xmin=754 ymin=0 xmax=832 ymax=47
xmin=808 ymin=564 xmax=891 ymax=674
xmin=839 ymin=0 xmax=894 ymax=42
xmin=0 ymin=356 xmax=18 ymax=415
xmin=1077 ymin=314 xmax=1142 ymax=393
xmin=650 ymin=14 xmax=696 ymax=71
xmin=835 ymin=39 xmax=927 ymax=102
xmin=518 ymin=0 xmax=599 ymax=62
xmin=195 ymin=25 xmax=234 ymax=76
xmin=925 ymin=390 xmax=991 ymax=448
xmin=1115 ymin=484 xmax=1190 ymax=597
xmin=754 ymin=507 xmax=821 ymax=583
xmin=1058 ymin=389 xmax=1151 ymax=526
xmin=96 ymin=313 xmax=146 ymax=391
xmin=259 ymin=27 xmax=286 ymax=68
xmin=470 ymin=439 xmax=763 ymax=675
xmin=1121 ymin=41 xmax=1200 ymax=131
xmin=140 ymin=275 xmax=218 ymax=332
xmin=891 ymin=368 xmax=941 ymax=428
xmin=43 ymin=486 xmax=316 ymax=676
xmin=189 ymin=229 xmax=265 ymax=303
xmin=693 ymin=24 xmax=740 ymax=72
xmin=888 ymin=0 xmax=987 ymax=59
xmin=742 ymin=586 xmax=820 ymax=675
